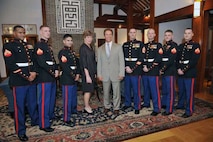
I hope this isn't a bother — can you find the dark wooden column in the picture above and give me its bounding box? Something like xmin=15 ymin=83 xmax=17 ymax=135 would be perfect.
xmin=150 ymin=0 xmax=159 ymax=41
xmin=41 ymin=0 xmax=46 ymax=25
xmin=149 ymin=0 xmax=155 ymax=28
xmin=211 ymin=32 xmax=213 ymax=67
xmin=114 ymin=28 xmax=118 ymax=43
xmin=99 ymin=3 xmax=102 ymax=17
xmin=127 ymin=0 xmax=133 ymax=40
xmin=141 ymin=30 xmax=144 ymax=42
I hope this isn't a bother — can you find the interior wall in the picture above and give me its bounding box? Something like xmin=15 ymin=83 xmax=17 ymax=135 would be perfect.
xmin=117 ymin=28 xmax=127 ymax=45
xmin=144 ymin=29 xmax=148 ymax=43
xmin=155 ymin=0 xmax=194 ymax=17
xmin=94 ymin=28 xmax=142 ymax=47
xmin=158 ymin=19 xmax=192 ymax=44
xmin=0 ymin=0 xmax=43 ymax=77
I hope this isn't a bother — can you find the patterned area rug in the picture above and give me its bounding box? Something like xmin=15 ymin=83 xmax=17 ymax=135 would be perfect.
xmin=0 ymin=90 xmax=213 ymax=142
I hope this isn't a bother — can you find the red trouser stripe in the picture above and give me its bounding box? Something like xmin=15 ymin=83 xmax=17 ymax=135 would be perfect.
xmin=41 ymin=83 xmax=45 ymax=128
xmin=190 ymin=78 xmax=195 ymax=114
xmin=138 ymin=76 xmax=141 ymax=109
xmin=156 ymin=77 xmax=161 ymax=110
xmin=65 ymin=86 xmax=68 ymax=121
xmin=169 ymin=76 xmax=174 ymax=113
xmin=13 ymin=87 xmax=19 ymax=134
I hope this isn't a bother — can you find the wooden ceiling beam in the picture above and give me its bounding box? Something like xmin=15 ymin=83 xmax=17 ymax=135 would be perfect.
xmin=127 ymin=0 xmax=134 ymax=35
xmin=94 ymin=0 xmax=151 ymax=30
xmin=94 ymin=20 xmax=149 ymax=30
xmin=96 ymin=14 xmax=127 ymax=21
xmin=137 ymin=0 xmax=147 ymax=9
xmin=94 ymin=0 xmax=115 ymax=5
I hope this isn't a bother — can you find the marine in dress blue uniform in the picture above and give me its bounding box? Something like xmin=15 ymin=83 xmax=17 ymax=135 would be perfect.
xmin=34 ymin=25 xmax=58 ymax=132
xmin=3 ymin=25 xmax=38 ymax=141
xmin=58 ymin=34 xmax=80 ymax=124
xmin=176 ymin=28 xmax=200 ymax=118
xmin=160 ymin=30 xmax=177 ymax=115
xmin=122 ymin=29 xmax=143 ymax=114
xmin=142 ymin=28 xmax=163 ymax=116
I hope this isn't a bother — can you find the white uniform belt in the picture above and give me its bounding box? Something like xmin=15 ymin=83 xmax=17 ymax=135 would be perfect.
xmin=179 ymin=60 xmax=189 ymax=64
xmin=125 ymin=58 xmax=137 ymax=61
xmin=144 ymin=59 xmax=154 ymax=62
xmin=16 ymin=62 xmax=33 ymax=67
xmin=162 ymin=58 xmax=169 ymax=61
xmin=46 ymin=61 xmax=54 ymax=65
xmin=70 ymin=66 xmax=77 ymax=70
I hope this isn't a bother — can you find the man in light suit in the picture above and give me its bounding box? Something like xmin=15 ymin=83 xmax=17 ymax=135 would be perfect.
xmin=97 ymin=28 xmax=125 ymax=115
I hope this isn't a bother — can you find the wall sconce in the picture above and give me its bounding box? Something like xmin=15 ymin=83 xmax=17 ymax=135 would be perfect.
xmin=193 ymin=0 xmax=202 ymax=18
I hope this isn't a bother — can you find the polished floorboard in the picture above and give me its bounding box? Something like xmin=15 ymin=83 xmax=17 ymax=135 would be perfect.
xmin=124 ymin=90 xmax=213 ymax=142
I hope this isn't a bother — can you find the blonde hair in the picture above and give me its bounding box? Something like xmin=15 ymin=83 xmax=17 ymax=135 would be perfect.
xmin=83 ymin=30 xmax=93 ymax=38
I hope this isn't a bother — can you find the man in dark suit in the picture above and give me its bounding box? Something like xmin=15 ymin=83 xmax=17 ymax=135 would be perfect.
xmin=97 ymin=28 xmax=125 ymax=115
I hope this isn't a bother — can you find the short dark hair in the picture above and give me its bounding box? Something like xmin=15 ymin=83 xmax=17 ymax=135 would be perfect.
xmin=104 ymin=28 xmax=113 ymax=35
xmin=40 ymin=25 xmax=49 ymax=30
xmin=83 ymin=30 xmax=93 ymax=38
xmin=13 ymin=25 xmax=24 ymax=31
xmin=63 ymin=34 xmax=72 ymax=40
xmin=185 ymin=28 xmax=193 ymax=32
xmin=165 ymin=29 xmax=173 ymax=33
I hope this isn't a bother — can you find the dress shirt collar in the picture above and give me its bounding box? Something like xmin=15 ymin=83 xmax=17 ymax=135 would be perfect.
xmin=105 ymin=41 xmax=112 ymax=49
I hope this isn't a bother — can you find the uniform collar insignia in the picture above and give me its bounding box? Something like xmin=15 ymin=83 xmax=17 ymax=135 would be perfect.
xmin=149 ymin=40 xmax=154 ymax=44
xmin=40 ymin=38 xmax=48 ymax=43
xmin=185 ymin=40 xmax=193 ymax=44
xmin=14 ymin=38 xmax=23 ymax=43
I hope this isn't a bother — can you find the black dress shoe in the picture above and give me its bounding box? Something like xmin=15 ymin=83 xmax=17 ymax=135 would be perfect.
xmin=113 ymin=110 xmax=119 ymax=115
xmin=150 ymin=111 xmax=159 ymax=116
xmin=175 ymin=106 xmax=185 ymax=110
xmin=18 ymin=134 xmax=28 ymax=141
xmin=64 ymin=121 xmax=75 ymax=127
xmin=122 ymin=106 xmax=130 ymax=110
xmin=162 ymin=111 xmax=172 ymax=116
xmin=64 ymin=121 xmax=72 ymax=125
xmin=142 ymin=105 xmax=150 ymax=108
xmin=8 ymin=112 xmax=14 ymax=119
xmin=104 ymin=108 xmax=110 ymax=114
xmin=181 ymin=113 xmax=192 ymax=118
xmin=135 ymin=110 xmax=140 ymax=114
xmin=31 ymin=123 xmax=38 ymax=127
xmin=40 ymin=127 xmax=54 ymax=132
xmin=84 ymin=109 xmax=93 ymax=114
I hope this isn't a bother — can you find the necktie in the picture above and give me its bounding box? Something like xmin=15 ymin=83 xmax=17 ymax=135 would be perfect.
xmin=106 ymin=43 xmax=110 ymax=57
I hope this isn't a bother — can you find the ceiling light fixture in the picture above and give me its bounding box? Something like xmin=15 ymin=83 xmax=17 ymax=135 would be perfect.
xmin=107 ymin=19 xmax=125 ymax=22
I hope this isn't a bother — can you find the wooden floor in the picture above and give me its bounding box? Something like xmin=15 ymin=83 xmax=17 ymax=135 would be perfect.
xmin=124 ymin=90 xmax=213 ymax=142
